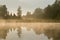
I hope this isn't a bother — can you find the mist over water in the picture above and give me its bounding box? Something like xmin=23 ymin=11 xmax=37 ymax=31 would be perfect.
xmin=5 ymin=27 xmax=50 ymax=40
xmin=0 ymin=23 xmax=60 ymax=40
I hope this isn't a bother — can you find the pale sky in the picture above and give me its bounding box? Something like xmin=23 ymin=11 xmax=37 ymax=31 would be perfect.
xmin=0 ymin=0 xmax=55 ymax=15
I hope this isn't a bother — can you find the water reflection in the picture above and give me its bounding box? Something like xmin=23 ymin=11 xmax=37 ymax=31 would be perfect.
xmin=6 ymin=28 xmax=20 ymax=40
xmin=44 ymin=26 xmax=60 ymax=40
xmin=20 ymin=27 xmax=36 ymax=40
xmin=0 ymin=24 xmax=60 ymax=40
xmin=5 ymin=27 xmax=50 ymax=40
xmin=0 ymin=26 xmax=9 ymax=39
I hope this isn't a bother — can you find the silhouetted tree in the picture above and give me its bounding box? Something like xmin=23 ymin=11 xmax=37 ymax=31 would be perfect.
xmin=26 ymin=11 xmax=31 ymax=17
xmin=5 ymin=11 xmax=9 ymax=19
xmin=13 ymin=13 xmax=17 ymax=19
xmin=44 ymin=0 xmax=60 ymax=19
xmin=44 ymin=5 xmax=54 ymax=19
xmin=0 ymin=5 xmax=7 ymax=18
xmin=32 ymin=8 xmax=43 ymax=19
xmin=17 ymin=6 xmax=22 ymax=19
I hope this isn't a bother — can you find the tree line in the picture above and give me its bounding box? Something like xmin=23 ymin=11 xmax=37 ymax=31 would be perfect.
xmin=0 ymin=5 xmax=21 ymax=19
xmin=32 ymin=0 xmax=60 ymax=20
xmin=0 ymin=0 xmax=60 ymax=20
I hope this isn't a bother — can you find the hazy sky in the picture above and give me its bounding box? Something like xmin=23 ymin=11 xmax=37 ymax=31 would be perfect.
xmin=0 ymin=0 xmax=55 ymax=15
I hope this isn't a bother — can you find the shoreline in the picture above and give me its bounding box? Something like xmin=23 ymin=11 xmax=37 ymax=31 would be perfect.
xmin=0 ymin=19 xmax=60 ymax=23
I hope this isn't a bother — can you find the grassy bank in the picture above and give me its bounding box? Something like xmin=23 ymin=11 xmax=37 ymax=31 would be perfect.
xmin=0 ymin=18 xmax=59 ymax=23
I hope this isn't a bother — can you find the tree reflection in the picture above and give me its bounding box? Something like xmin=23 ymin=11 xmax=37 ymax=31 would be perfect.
xmin=17 ymin=27 xmax=21 ymax=37
xmin=44 ymin=26 xmax=60 ymax=40
xmin=0 ymin=26 xmax=9 ymax=39
xmin=9 ymin=26 xmax=22 ymax=37
xmin=32 ymin=27 xmax=41 ymax=35
xmin=0 ymin=26 xmax=21 ymax=40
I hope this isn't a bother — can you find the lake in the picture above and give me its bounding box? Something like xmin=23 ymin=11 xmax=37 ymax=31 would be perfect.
xmin=0 ymin=23 xmax=60 ymax=40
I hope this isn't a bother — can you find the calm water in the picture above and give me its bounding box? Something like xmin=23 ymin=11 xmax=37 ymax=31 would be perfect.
xmin=0 ymin=23 xmax=60 ymax=40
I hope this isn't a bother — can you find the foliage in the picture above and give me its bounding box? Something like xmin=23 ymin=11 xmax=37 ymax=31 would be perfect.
xmin=32 ymin=8 xmax=43 ymax=19
xmin=26 ymin=11 xmax=31 ymax=17
xmin=44 ymin=1 xmax=60 ymax=19
xmin=17 ymin=6 xmax=22 ymax=18
xmin=0 ymin=5 xmax=7 ymax=18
